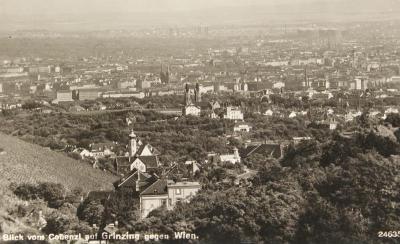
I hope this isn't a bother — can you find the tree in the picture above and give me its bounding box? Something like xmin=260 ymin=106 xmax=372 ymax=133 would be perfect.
xmin=42 ymin=213 xmax=72 ymax=235
xmin=13 ymin=183 xmax=40 ymax=200
xmin=385 ymin=113 xmax=400 ymax=127
xmin=77 ymin=201 xmax=105 ymax=225
xmin=242 ymin=153 xmax=271 ymax=169
xmin=37 ymin=183 xmax=66 ymax=208
xmin=103 ymin=188 xmax=140 ymax=227
xmin=22 ymin=100 xmax=42 ymax=110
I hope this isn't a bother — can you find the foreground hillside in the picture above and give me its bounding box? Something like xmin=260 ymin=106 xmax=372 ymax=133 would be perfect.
xmin=0 ymin=132 xmax=117 ymax=192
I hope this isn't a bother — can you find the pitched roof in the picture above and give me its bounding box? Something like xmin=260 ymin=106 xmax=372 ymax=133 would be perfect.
xmin=136 ymin=143 xmax=160 ymax=156
xmin=140 ymin=179 xmax=169 ymax=196
xmin=168 ymin=181 xmax=201 ymax=188
xmin=195 ymin=101 xmax=212 ymax=110
xmin=115 ymin=156 xmax=132 ymax=166
xmin=113 ymin=169 xmax=153 ymax=189
xmin=138 ymin=155 xmax=160 ymax=168
xmin=163 ymin=162 xmax=200 ymax=179
xmin=103 ymin=224 xmax=118 ymax=234
xmin=241 ymin=144 xmax=282 ymax=159
xmin=164 ymin=164 xmax=178 ymax=175
xmin=185 ymin=103 xmax=201 ymax=109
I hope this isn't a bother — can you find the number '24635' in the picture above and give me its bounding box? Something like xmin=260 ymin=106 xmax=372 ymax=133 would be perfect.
xmin=378 ymin=231 xmax=400 ymax=238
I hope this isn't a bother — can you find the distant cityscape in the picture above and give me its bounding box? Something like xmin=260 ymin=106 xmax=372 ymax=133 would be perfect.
xmin=2 ymin=22 xmax=400 ymax=118
xmin=2 ymin=3 xmax=400 ymax=243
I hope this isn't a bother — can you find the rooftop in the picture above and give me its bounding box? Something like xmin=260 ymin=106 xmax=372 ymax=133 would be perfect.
xmin=167 ymin=181 xmax=201 ymax=188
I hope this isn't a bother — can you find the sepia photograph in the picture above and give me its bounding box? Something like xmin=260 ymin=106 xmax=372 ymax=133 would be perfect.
xmin=1 ymin=0 xmax=400 ymax=243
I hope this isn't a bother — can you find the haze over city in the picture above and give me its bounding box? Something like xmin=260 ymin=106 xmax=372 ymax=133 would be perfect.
xmin=1 ymin=0 xmax=400 ymax=31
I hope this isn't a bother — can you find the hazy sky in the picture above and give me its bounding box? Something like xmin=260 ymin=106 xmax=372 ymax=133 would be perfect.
xmin=0 ymin=0 xmax=399 ymax=31
xmin=0 ymin=0 xmax=325 ymax=15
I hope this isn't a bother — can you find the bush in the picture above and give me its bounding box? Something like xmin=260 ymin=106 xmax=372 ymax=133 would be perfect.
xmin=77 ymin=201 xmax=105 ymax=225
xmin=13 ymin=183 xmax=40 ymax=200
xmin=13 ymin=182 xmax=66 ymax=208
xmin=37 ymin=183 xmax=66 ymax=208
xmin=42 ymin=213 xmax=72 ymax=235
xmin=22 ymin=101 xmax=42 ymax=110
xmin=65 ymin=187 xmax=85 ymax=206
xmin=385 ymin=113 xmax=400 ymax=127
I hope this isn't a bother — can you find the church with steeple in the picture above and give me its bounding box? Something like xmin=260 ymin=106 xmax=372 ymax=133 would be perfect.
xmin=182 ymin=83 xmax=201 ymax=116
xmin=114 ymin=130 xmax=161 ymax=175
xmin=160 ymin=64 xmax=170 ymax=84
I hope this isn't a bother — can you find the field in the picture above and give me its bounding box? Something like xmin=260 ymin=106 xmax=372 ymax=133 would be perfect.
xmin=0 ymin=132 xmax=118 ymax=192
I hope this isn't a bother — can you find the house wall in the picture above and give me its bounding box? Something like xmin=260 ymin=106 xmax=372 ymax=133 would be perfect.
xmin=219 ymin=154 xmax=241 ymax=164
xmin=78 ymin=90 xmax=99 ymax=100
xmin=140 ymin=195 xmax=168 ymax=218
xmin=224 ymin=107 xmax=244 ymax=120
xmin=57 ymin=91 xmax=73 ymax=102
xmin=184 ymin=106 xmax=201 ymax=116
xmin=234 ymin=125 xmax=251 ymax=132
xmin=167 ymin=185 xmax=201 ymax=207
xmin=130 ymin=159 xmax=146 ymax=172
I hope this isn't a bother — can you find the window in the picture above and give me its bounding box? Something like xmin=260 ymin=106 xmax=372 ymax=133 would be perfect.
xmin=175 ymin=188 xmax=181 ymax=195
xmin=161 ymin=199 xmax=167 ymax=206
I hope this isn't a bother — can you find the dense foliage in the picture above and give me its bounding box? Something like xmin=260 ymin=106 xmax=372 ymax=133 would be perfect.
xmin=5 ymin=97 xmax=400 ymax=243
xmin=108 ymin=129 xmax=400 ymax=244
xmin=0 ymin=106 xmax=322 ymax=164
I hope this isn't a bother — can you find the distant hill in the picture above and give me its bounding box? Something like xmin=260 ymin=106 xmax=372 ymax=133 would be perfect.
xmin=0 ymin=132 xmax=117 ymax=192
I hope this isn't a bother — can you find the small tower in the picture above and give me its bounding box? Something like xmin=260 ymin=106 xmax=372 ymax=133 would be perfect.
xmin=160 ymin=64 xmax=165 ymax=83
xmin=195 ymin=83 xmax=201 ymax=103
xmin=129 ymin=130 xmax=137 ymax=158
xmin=166 ymin=65 xmax=170 ymax=83
xmin=184 ymin=83 xmax=191 ymax=105
xmin=160 ymin=64 xmax=170 ymax=84
xmin=304 ymin=68 xmax=309 ymax=87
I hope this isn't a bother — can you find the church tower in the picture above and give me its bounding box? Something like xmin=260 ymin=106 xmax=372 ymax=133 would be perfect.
xmin=304 ymin=68 xmax=310 ymax=88
xmin=129 ymin=130 xmax=137 ymax=158
xmin=160 ymin=64 xmax=170 ymax=84
xmin=184 ymin=83 xmax=191 ymax=105
xmin=166 ymin=65 xmax=170 ymax=83
xmin=195 ymin=83 xmax=201 ymax=103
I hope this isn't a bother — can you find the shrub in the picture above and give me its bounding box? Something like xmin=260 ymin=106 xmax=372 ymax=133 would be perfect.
xmin=77 ymin=200 xmax=105 ymax=225
xmin=37 ymin=183 xmax=66 ymax=208
xmin=13 ymin=182 xmax=66 ymax=208
xmin=42 ymin=213 xmax=72 ymax=235
xmin=13 ymin=183 xmax=40 ymax=200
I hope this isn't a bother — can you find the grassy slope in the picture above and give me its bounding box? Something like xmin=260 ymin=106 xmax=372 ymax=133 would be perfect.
xmin=0 ymin=132 xmax=119 ymax=235
xmin=0 ymin=132 xmax=118 ymax=192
